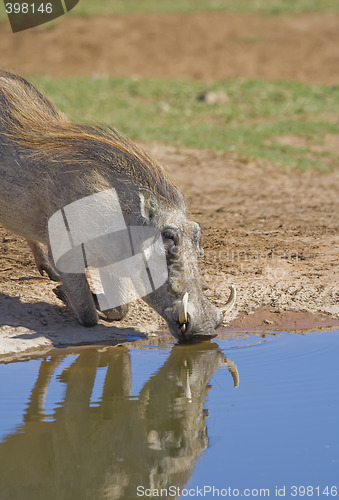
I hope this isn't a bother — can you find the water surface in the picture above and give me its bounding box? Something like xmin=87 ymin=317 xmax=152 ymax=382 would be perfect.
xmin=0 ymin=330 xmax=338 ymax=499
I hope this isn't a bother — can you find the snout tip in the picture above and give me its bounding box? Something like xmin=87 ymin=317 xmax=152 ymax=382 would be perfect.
xmin=168 ymin=299 xmax=223 ymax=343
xmin=173 ymin=314 xmax=220 ymax=343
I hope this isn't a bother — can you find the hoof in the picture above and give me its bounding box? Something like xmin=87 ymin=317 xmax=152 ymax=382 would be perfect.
xmin=54 ymin=286 xmax=98 ymax=326
xmin=103 ymin=304 xmax=129 ymax=321
xmin=92 ymin=293 xmax=129 ymax=321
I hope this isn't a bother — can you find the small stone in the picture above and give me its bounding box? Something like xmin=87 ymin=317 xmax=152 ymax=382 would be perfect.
xmin=16 ymin=326 xmax=30 ymax=333
xmin=197 ymin=90 xmax=229 ymax=105
xmin=263 ymin=319 xmax=274 ymax=325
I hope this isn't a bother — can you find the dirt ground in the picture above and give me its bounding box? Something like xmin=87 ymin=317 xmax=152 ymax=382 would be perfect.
xmin=1 ymin=12 xmax=339 ymax=84
xmin=1 ymin=11 xmax=339 ymax=359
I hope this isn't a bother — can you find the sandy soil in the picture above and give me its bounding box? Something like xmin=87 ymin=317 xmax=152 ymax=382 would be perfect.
xmin=1 ymin=12 xmax=339 ymax=84
xmin=1 ymin=11 xmax=339 ymax=359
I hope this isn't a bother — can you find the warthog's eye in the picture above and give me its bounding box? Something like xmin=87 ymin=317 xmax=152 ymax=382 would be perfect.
xmin=161 ymin=227 xmax=178 ymax=246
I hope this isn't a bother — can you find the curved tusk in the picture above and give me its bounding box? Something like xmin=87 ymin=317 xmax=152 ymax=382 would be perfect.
xmin=178 ymin=291 xmax=189 ymax=324
xmin=223 ymin=285 xmax=236 ymax=314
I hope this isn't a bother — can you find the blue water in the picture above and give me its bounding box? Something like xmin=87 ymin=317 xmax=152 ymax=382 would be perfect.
xmin=0 ymin=330 xmax=338 ymax=500
xmin=185 ymin=331 xmax=339 ymax=497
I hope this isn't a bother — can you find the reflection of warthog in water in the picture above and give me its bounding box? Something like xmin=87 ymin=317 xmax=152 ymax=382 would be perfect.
xmin=0 ymin=344 xmax=238 ymax=500
xmin=0 ymin=70 xmax=236 ymax=340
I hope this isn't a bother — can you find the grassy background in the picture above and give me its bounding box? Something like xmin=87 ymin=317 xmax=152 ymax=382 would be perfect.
xmin=2 ymin=1 xmax=339 ymax=169
xmin=31 ymin=76 xmax=339 ymax=170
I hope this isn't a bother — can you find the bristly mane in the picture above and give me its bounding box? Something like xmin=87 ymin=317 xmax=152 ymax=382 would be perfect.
xmin=0 ymin=70 xmax=183 ymax=206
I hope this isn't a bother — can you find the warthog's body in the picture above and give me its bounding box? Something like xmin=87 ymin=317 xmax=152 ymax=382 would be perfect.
xmin=0 ymin=70 xmax=228 ymax=340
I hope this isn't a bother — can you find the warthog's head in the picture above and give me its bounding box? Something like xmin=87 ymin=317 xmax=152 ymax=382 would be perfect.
xmin=138 ymin=189 xmax=236 ymax=341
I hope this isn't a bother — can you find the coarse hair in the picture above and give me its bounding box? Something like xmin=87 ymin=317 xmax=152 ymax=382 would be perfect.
xmin=0 ymin=70 xmax=183 ymax=207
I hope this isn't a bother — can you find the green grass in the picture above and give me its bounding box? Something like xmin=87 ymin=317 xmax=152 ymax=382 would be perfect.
xmin=70 ymin=0 xmax=339 ymax=16
xmin=31 ymin=76 xmax=339 ymax=170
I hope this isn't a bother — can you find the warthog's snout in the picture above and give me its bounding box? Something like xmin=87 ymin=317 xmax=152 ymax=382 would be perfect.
xmin=176 ymin=302 xmax=223 ymax=341
xmin=164 ymin=286 xmax=236 ymax=342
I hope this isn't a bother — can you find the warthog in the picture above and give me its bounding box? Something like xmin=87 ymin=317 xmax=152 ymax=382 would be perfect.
xmin=0 ymin=70 xmax=235 ymax=341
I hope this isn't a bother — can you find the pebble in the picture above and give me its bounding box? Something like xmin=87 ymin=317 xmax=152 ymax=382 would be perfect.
xmin=16 ymin=326 xmax=31 ymax=334
xmin=196 ymin=90 xmax=229 ymax=105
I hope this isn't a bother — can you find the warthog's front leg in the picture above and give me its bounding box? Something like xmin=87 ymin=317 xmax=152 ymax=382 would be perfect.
xmin=28 ymin=240 xmax=60 ymax=282
xmin=53 ymin=272 xmax=98 ymax=327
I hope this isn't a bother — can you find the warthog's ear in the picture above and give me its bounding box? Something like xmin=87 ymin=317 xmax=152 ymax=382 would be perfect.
xmin=139 ymin=188 xmax=158 ymax=222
